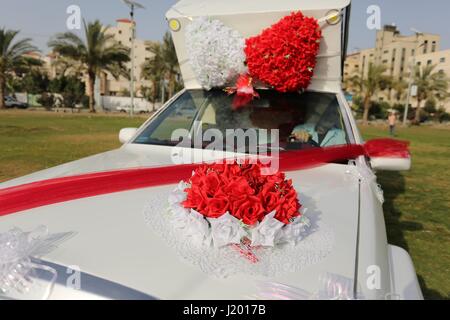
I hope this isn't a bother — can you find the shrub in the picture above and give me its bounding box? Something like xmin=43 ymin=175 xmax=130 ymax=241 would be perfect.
xmin=369 ymin=101 xmax=391 ymax=120
xmin=424 ymin=98 xmax=437 ymax=114
xmin=37 ymin=93 xmax=55 ymax=109
xmin=439 ymin=112 xmax=450 ymax=123
xmin=81 ymin=95 xmax=90 ymax=109
xmin=47 ymin=76 xmax=86 ymax=108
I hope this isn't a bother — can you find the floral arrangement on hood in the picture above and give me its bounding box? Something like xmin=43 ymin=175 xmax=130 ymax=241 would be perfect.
xmin=185 ymin=17 xmax=247 ymax=90
xmin=167 ymin=161 xmax=310 ymax=248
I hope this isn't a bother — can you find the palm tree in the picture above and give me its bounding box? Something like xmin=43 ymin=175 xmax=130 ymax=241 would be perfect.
xmin=161 ymin=32 xmax=181 ymax=98
xmin=347 ymin=63 xmax=392 ymax=124
xmin=411 ymin=64 xmax=448 ymax=123
xmin=392 ymin=78 xmax=408 ymax=102
xmin=51 ymin=55 xmax=84 ymax=77
xmin=0 ymin=28 xmax=37 ymax=109
xmin=141 ymin=42 xmax=164 ymax=109
xmin=141 ymin=34 xmax=182 ymax=105
xmin=48 ymin=20 xmax=129 ymax=112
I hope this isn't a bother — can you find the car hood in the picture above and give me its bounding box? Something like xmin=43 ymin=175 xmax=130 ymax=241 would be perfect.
xmin=0 ymin=144 xmax=181 ymax=188
xmin=0 ymin=145 xmax=360 ymax=299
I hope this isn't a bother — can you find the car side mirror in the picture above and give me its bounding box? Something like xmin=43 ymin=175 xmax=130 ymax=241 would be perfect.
xmin=370 ymin=157 xmax=411 ymax=171
xmin=365 ymin=138 xmax=411 ymax=171
xmin=119 ymin=128 xmax=138 ymax=144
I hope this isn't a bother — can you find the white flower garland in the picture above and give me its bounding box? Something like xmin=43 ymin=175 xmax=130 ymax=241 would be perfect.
xmin=185 ymin=17 xmax=247 ymax=90
xmin=144 ymin=187 xmax=334 ymax=278
xmin=167 ymin=182 xmax=310 ymax=248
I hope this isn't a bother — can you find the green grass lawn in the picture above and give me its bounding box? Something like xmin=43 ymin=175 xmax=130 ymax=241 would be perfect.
xmin=0 ymin=110 xmax=145 ymax=181
xmin=0 ymin=110 xmax=449 ymax=299
xmin=361 ymin=124 xmax=450 ymax=300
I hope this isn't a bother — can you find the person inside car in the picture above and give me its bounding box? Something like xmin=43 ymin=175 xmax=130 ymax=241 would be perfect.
xmin=290 ymin=103 xmax=346 ymax=147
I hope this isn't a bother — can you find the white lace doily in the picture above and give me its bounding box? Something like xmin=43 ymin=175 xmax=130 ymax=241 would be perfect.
xmin=143 ymin=192 xmax=334 ymax=278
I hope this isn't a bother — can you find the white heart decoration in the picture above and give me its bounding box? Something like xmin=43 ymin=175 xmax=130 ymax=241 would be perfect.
xmin=185 ymin=17 xmax=247 ymax=90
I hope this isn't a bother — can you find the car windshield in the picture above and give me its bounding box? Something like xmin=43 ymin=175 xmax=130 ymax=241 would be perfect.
xmin=134 ymin=89 xmax=350 ymax=152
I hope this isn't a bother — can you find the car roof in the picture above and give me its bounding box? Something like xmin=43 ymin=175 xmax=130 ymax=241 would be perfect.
xmin=167 ymin=0 xmax=351 ymax=17
xmin=167 ymin=0 xmax=351 ymax=93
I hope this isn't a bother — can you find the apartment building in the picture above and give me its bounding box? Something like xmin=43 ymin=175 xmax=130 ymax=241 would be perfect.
xmin=34 ymin=19 xmax=154 ymax=99
xmin=373 ymin=25 xmax=440 ymax=81
xmin=22 ymin=52 xmax=56 ymax=77
xmin=345 ymin=25 xmax=440 ymax=81
xmin=344 ymin=48 xmax=375 ymax=81
xmin=411 ymin=49 xmax=450 ymax=111
xmin=100 ymin=18 xmax=155 ymax=97
xmin=344 ymin=25 xmax=448 ymax=109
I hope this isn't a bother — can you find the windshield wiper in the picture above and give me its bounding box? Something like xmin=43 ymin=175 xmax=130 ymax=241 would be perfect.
xmin=135 ymin=138 xmax=179 ymax=146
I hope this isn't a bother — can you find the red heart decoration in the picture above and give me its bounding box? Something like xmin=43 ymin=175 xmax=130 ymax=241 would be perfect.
xmin=244 ymin=12 xmax=322 ymax=92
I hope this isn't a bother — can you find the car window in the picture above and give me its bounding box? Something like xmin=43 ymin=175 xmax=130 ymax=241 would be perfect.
xmin=134 ymin=91 xmax=207 ymax=145
xmin=134 ymin=89 xmax=350 ymax=150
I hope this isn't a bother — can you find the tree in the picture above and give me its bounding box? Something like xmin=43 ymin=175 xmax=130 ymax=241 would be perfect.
xmin=50 ymin=55 xmax=84 ymax=78
xmin=411 ymin=65 xmax=448 ymax=124
xmin=346 ymin=63 xmax=392 ymax=124
xmin=37 ymin=93 xmax=55 ymax=109
xmin=161 ymin=32 xmax=182 ymax=98
xmin=0 ymin=28 xmax=37 ymax=109
xmin=392 ymin=78 xmax=408 ymax=102
xmin=49 ymin=75 xmax=86 ymax=109
xmin=21 ymin=69 xmax=49 ymax=94
xmin=141 ymin=42 xmax=164 ymax=108
xmin=140 ymin=34 xmax=183 ymax=107
xmin=48 ymin=20 xmax=130 ymax=112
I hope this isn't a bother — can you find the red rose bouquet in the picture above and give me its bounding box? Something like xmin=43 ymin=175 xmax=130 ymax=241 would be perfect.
xmin=183 ymin=161 xmax=301 ymax=225
xmin=167 ymin=161 xmax=309 ymax=248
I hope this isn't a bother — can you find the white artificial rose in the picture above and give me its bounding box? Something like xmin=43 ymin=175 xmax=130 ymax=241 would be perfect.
xmin=251 ymin=211 xmax=284 ymax=247
xmin=170 ymin=203 xmax=190 ymax=229
xmin=185 ymin=17 xmax=247 ymax=90
xmin=168 ymin=181 xmax=189 ymax=206
xmin=277 ymin=215 xmax=311 ymax=246
xmin=184 ymin=209 xmax=210 ymax=246
xmin=208 ymin=212 xmax=247 ymax=248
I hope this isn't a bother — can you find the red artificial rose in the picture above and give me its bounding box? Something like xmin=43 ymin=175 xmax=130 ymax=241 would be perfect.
xmin=224 ymin=176 xmax=254 ymax=199
xmin=201 ymin=171 xmax=221 ymax=196
xmin=244 ymin=11 xmax=322 ymax=92
xmin=189 ymin=166 xmax=208 ymax=186
xmin=182 ymin=161 xmax=302 ymax=226
xmin=274 ymin=189 xmax=302 ymax=224
xmin=261 ymin=190 xmax=283 ymax=213
xmin=206 ymin=194 xmax=230 ymax=218
xmin=263 ymin=173 xmax=286 ymax=188
xmin=233 ymin=196 xmax=265 ymax=226
xmin=183 ymin=186 xmax=208 ymax=213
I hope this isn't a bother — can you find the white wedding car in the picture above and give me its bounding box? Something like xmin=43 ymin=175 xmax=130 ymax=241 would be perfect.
xmin=0 ymin=0 xmax=423 ymax=300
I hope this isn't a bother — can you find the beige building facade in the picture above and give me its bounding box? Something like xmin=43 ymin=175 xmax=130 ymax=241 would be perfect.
xmin=345 ymin=25 xmax=441 ymax=82
xmin=343 ymin=25 xmax=450 ymax=111
xmin=344 ymin=48 xmax=375 ymax=80
xmin=23 ymin=52 xmax=56 ymax=77
xmin=100 ymin=19 xmax=154 ymax=97
xmin=35 ymin=19 xmax=155 ymax=98
xmin=410 ymin=49 xmax=450 ymax=111
xmin=373 ymin=25 xmax=440 ymax=81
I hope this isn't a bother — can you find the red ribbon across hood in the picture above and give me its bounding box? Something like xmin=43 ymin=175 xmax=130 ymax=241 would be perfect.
xmin=0 ymin=139 xmax=409 ymax=217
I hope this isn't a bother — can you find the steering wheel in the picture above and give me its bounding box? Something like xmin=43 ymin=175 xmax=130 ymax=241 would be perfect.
xmin=305 ymin=138 xmax=320 ymax=147
xmin=286 ymin=136 xmax=320 ymax=150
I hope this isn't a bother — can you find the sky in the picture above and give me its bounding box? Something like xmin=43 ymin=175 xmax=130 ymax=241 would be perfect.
xmin=0 ymin=0 xmax=449 ymax=54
